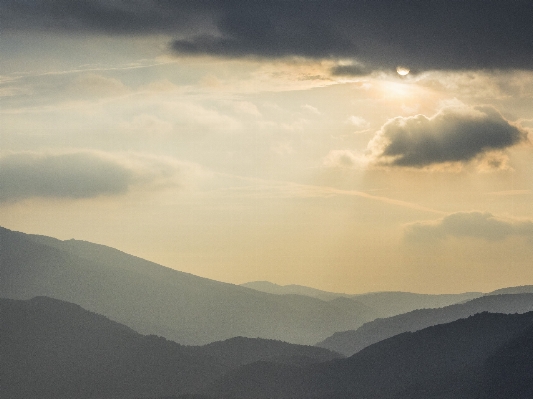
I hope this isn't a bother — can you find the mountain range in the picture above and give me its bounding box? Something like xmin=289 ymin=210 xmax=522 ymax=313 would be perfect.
xmin=4 ymin=295 xmax=533 ymax=398
xmin=317 ymin=292 xmax=533 ymax=356
xmin=0 ymin=226 xmax=482 ymax=345
xmin=211 ymin=311 xmax=533 ymax=399
xmin=0 ymin=296 xmax=340 ymax=399
xmin=4 ymin=226 xmax=533 ymax=398
xmin=1 ymin=226 xmax=377 ymax=345
xmin=242 ymin=280 xmax=482 ymax=318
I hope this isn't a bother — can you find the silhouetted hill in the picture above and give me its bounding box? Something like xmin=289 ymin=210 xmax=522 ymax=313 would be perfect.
xmin=352 ymin=290 xmax=482 ymax=318
xmin=0 ymin=296 xmax=208 ymax=398
xmin=487 ymin=285 xmax=533 ymax=295
xmin=242 ymin=281 xmax=481 ymax=318
xmin=211 ymin=312 xmax=533 ymax=399
xmin=241 ymin=281 xmax=353 ymax=301
xmin=0 ymin=226 xmax=373 ymax=345
xmin=0 ymin=296 xmax=342 ymax=399
xmin=482 ymin=322 xmax=533 ymax=398
xmin=197 ymin=336 xmax=340 ymax=368
xmin=317 ymin=293 xmax=533 ymax=356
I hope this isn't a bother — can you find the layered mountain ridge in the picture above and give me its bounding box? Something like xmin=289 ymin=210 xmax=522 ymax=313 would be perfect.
xmin=1 ymin=226 xmax=375 ymax=345
xmin=0 ymin=296 xmax=340 ymax=399
xmin=318 ymin=292 xmax=533 ymax=356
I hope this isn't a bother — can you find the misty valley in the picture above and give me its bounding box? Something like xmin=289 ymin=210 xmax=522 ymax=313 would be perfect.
xmin=2 ymin=226 xmax=533 ymax=398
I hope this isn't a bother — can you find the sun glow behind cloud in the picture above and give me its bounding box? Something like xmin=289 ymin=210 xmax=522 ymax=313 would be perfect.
xmin=396 ymin=66 xmax=410 ymax=76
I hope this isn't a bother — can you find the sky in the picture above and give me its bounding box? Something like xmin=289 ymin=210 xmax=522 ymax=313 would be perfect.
xmin=1 ymin=0 xmax=532 ymax=294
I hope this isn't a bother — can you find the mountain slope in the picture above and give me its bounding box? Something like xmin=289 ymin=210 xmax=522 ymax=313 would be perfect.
xmin=0 ymin=296 xmax=209 ymax=398
xmin=317 ymin=293 xmax=533 ymax=356
xmin=0 ymin=226 xmax=373 ymax=345
xmin=0 ymin=296 xmax=341 ymax=399
xmin=241 ymin=281 xmax=353 ymax=301
xmin=487 ymin=285 xmax=533 ymax=295
xmin=212 ymin=312 xmax=533 ymax=399
xmin=242 ymin=280 xmax=482 ymax=318
xmin=351 ymin=290 xmax=482 ymax=318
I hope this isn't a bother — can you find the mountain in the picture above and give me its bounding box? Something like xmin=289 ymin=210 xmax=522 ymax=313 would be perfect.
xmin=7 ymin=295 xmax=533 ymax=399
xmin=487 ymin=285 xmax=533 ymax=295
xmin=196 ymin=336 xmax=341 ymax=368
xmin=0 ymin=226 xmax=373 ymax=345
xmin=211 ymin=312 xmax=533 ymax=399
xmin=0 ymin=296 xmax=341 ymax=399
xmin=483 ymin=319 xmax=533 ymax=398
xmin=317 ymin=293 xmax=533 ymax=356
xmin=243 ymin=280 xmax=482 ymax=318
xmin=351 ymin=290 xmax=482 ymax=318
xmin=241 ymin=281 xmax=353 ymax=301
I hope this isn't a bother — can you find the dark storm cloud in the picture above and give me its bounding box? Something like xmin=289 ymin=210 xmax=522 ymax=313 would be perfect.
xmin=0 ymin=151 xmax=183 ymax=203
xmin=0 ymin=0 xmax=533 ymax=71
xmin=405 ymin=212 xmax=533 ymax=242
xmin=0 ymin=0 xmax=212 ymax=35
xmin=1 ymin=1 xmax=533 ymax=71
xmin=369 ymin=106 xmax=527 ymax=168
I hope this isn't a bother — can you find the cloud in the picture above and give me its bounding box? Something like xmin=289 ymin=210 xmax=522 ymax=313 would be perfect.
xmin=0 ymin=0 xmax=209 ymax=35
xmin=2 ymin=1 xmax=533 ymax=71
xmin=0 ymin=150 xmax=196 ymax=203
xmin=405 ymin=212 xmax=533 ymax=242
xmin=69 ymin=74 xmax=130 ymax=98
xmin=347 ymin=116 xmax=369 ymax=128
xmin=323 ymin=150 xmax=367 ymax=169
xmin=368 ymin=106 xmax=527 ymax=168
xmin=302 ymin=104 xmax=321 ymax=115
xmin=330 ymin=64 xmax=371 ymax=77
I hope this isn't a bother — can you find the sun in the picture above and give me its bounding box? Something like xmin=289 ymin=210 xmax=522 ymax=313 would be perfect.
xmin=396 ymin=66 xmax=410 ymax=76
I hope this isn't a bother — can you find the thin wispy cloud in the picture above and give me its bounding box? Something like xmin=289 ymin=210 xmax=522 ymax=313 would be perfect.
xmin=215 ymin=173 xmax=445 ymax=215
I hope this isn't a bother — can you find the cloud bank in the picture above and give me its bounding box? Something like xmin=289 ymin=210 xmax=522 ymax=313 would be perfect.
xmin=368 ymin=106 xmax=527 ymax=168
xmin=0 ymin=151 xmax=193 ymax=203
xmin=405 ymin=211 xmax=533 ymax=242
xmin=2 ymin=1 xmax=533 ymax=71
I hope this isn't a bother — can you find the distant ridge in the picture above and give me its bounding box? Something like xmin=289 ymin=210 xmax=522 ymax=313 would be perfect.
xmin=241 ymin=281 xmax=353 ymax=301
xmin=317 ymin=293 xmax=533 ymax=356
xmin=487 ymin=285 xmax=533 ymax=295
xmin=242 ymin=280 xmax=482 ymax=318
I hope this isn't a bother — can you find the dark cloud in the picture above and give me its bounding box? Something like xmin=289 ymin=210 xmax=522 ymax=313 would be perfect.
xmin=0 ymin=0 xmax=211 ymax=35
xmin=330 ymin=64 xmax=371 ymax=77
xmin=405 ymin=211 xmax=533 ymax=242
xmin=0 ymin=151 xmax=184 ymax=203
xmin=368 ymin=106 xmax=527 ymax=168
xmin=1 ymin=1 xmax=533 ymax=71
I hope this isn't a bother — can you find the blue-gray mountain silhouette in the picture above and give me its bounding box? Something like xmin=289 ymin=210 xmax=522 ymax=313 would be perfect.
xmin=211 ymin=312 xmax=533 ymax=398
xmin=0 ymin=296 xmax=341 ymax=399
xmin=317 ymin=293 xmax=533 ymax=356
xmin=242 ymin=280 xmax=482 ymax=317
xmin=0 ymin=226 xmax=372 ymax=345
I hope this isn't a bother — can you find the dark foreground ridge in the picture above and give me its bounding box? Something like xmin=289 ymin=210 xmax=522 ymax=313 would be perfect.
xmin=211 ymin=312 xmax=533 ymax=399
xmin=0 ymin=296 xmax=341 ymax=399
xmin=3 ymin=296 xmax=533 ymax=398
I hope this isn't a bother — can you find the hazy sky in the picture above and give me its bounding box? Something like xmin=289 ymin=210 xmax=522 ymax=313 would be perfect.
xmin=1 ymin=1 xmax=532 ymax=294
